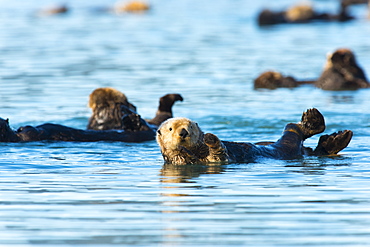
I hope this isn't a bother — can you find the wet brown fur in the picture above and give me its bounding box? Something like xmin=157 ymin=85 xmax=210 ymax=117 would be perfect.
xmin=316 ymin=48 xmax=369 ymax=90
xmin=254 ymin=71 xmax=300 ymax=89
xmin=87 ymin=87 xmax=136 ymax=130
xmin=156 ymin=109 xmax=353 ymax=165
xmin=87 ymin=88 xmax=183 ymax=130
xmin=147 ymin=94 xmax=183 ymax=126
xmin=257 ymin=1 xmax=353 ymax=26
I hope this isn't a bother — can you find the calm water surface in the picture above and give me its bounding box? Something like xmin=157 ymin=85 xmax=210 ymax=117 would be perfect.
xmin=1 ymin=0 xmax=370 ymax=246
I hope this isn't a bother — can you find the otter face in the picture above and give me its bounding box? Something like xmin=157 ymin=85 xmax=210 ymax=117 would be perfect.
xmin=156 ymin=117 xmax=203 ymax=152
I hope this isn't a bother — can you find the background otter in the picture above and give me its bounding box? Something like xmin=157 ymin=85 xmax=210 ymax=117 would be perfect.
xmin=87 ymin=87 xmax=137 ymax=130
xmin=113 ymin=1 xmax=150 ymax=14
xmin=253 ymin=71 xmax=312 ymax=89
xmin=254 ymin=48 xmax=368 ymax=90
xmin=315 ymin=48 xmax=369 ymax=90
xmin=87 ymin=87 xmax=183 ymax=130
xmin=0 ymin=89 xmax=183 ymax=143
xmin=257 ymin=1 xmax=353 ymax=26
xmin=0 ymin=117 xmax=155 ymax=143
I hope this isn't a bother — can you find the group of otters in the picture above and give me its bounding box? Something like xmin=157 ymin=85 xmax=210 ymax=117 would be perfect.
xmin=1 ymin=48 xmax=368 ymax=165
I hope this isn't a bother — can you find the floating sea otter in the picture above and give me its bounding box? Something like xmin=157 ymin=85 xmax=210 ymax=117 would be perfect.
xmin=0 ymin=89 xmax=183 ymax=143
xmin=253 ymin=71 xmax=314 ymax=89
xmin=316 ymin=48 xmax=369 ymax=90
xmin=87 ymin=87 xmax=183 ymax=130
xmin=0 ymin=118 xmax=156 ymax=143
xmin=36 ymin=4 xmax=69 ymax=16
xmin=257 ymin=1 xmax=353 ymax=26
xmin=156 ymin=109 xmax=353 ymax=165
xmin=254 ymin=48 xmax=369 ymax=90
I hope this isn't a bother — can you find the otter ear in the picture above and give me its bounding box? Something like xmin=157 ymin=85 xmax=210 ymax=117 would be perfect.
xmin=157 ymin=129 xmax=161 ymax=135
xmin=6 ymin=118 xmax=9 ymax=124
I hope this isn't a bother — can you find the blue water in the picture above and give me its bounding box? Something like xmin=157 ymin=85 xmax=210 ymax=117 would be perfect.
xmin=1 ymin=0 xmax=370 ymax=246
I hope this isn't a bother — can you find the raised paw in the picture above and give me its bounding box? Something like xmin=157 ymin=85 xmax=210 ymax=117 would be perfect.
xmin=122 ymin=113 xmax=150 ymax=132
xmin=314 ymin=130 xmax=353 ymax=155
xmin=204 ymin=133 xmax=221 ymax=149
xmin=300 ymin=108 xmax=325 ymax=139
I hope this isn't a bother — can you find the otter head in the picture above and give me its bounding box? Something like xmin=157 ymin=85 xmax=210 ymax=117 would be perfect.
xmin=88 ymin=87 xmax=136 ymax=112
xmin=324 ymin=48 xmax=356 ymax=70
xmin=330 ymin=48 xmax=357 ymax=68
xmin=156 ymin=117 xmax=203 ymax=159
xmin=254 ymin=71 xmax=298 ymax=89
xmin=0 ymin=118 xmax=20 ymax=142
xmin=285 ymin=4 xmax=314 ymax=22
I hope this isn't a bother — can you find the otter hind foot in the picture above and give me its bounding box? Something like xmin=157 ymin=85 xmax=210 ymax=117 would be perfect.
xmin=314 ymin=130 xmax=353 ymax=155
xmin=300 ymin=108 xmax=325 ymax=139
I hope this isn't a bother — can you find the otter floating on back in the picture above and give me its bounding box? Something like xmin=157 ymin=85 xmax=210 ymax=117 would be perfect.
xmin=254 ymin=48 xmax=369 ymax=91
xmin=156 ymin=109 xmax=353 ymax=165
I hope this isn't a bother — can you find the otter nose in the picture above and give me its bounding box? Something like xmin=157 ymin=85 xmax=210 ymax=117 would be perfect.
xmin=179 ymin=128 xmax=189 ymax=138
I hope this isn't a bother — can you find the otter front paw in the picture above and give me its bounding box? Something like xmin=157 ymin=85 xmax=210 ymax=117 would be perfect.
xmin=204 ymin=133 xmax=221 ymax=148
xmin=122 ymin=113 xmax=142 ymax=131
xmin=314 ymin=130 xmax=353 ymax=155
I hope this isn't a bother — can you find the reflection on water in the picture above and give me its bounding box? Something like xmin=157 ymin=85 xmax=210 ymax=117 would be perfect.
xmin=160 ymin=163 xmax=225 ymax=184
xmin=1 ymin=0 xmax=370 ymax=246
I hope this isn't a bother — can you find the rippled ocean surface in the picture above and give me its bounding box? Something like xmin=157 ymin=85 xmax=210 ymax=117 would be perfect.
xmin=1 ymin=0 xmax=370 ymax=246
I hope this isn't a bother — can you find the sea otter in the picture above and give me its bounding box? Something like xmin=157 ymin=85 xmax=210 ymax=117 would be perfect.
xmin=156 ymin=108 xmax=353 ymax=165
xmin=315 ymin=48 xmax=369 ymax=90
xmin=113 ymin=1 xmax=150 ymax=14
xmin=0 ymin=108 xmax=155 ymax=143
xmin=87 ymin=87 xmax=183 ymax=130
xmin=87 ymin=87 xmax=137 ymax=130
xmin=37 ymin=4 xmax=69 ymax=16
xmin=253 ymin=71 xmax=315 ymax=89
xmin=254 ymin=48 xmax=368 ymax=90
xmin=258 ymin=1 xmax=353 ymax=26
xmin=0 ymin=88 xmax=182 ymax=143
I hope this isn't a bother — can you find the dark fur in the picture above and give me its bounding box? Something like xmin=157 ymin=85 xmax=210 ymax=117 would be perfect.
xmin=315 ymin=49 xmax=369 ymax=90
xmin=0 ymin=111 xmax=155 ymax=143
xmin=146 ymin=94 xmax=183 ymax=126
xmin=258 ymin=1 xmax=353 ymax=26
xmin=254 ymin=71 xmax=314 ymax=89
xmin=254 ymin=49 xmax=368 ymax=91
xmin=88 ymin=88 xmax=183 ymax=130
xmin=87 ymin=88 xmax=137 ymax=130
xmin=157 ymin=109 xmax=353 ymax=165
xmin=219 ymin=110 xmax=352 ymax=161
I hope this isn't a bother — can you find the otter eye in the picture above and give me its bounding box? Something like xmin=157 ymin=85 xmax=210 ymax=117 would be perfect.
xmin=169 ymin=128 xmax=172 ymax=131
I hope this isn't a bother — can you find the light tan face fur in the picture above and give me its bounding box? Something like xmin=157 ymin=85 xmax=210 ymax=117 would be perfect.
xmin=156 ymin=117 xmax=203 ymax=153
